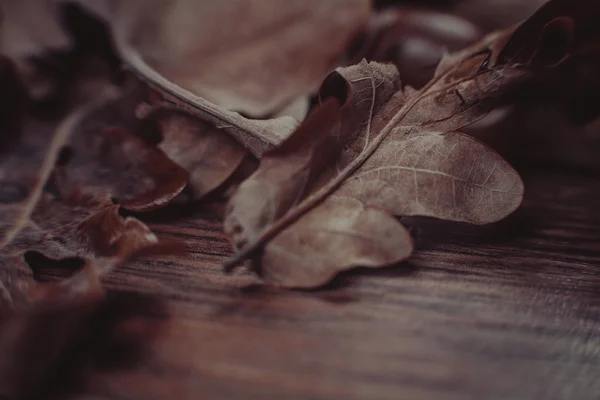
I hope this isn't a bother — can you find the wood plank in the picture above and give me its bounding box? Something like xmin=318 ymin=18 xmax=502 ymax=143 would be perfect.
xmin=60 ymin=168 xmax=600 ymax=400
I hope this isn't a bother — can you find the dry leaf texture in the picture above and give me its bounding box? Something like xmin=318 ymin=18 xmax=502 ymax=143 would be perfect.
xmin=143 ymin=108 xmax=249 ymax=200
xmin=222 ymin=3 xmax=591 ymax=286
xmin=224 ymin=0 xmax=600 ymax=288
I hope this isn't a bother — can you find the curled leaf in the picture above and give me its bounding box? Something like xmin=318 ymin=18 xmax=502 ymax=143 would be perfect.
xmin=53 ymin=91 xmax=189 ymax=212
xmin=1 ymin=93 xmax=184 ymax=308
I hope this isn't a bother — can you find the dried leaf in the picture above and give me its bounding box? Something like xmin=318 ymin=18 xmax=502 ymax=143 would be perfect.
xmin=462 ymin=0 xmax=600 ymax=163
xmin=0 ymin=96 xmax=75 ymax=249
xmin=84 ymin=0 xmax=371 ymax=117
xmin=0 ymin=187 xmax=169 ymax=310
xmin=144 ymin=108 xmax=249 ymax=200
xmin=119 ymin=49 xmax=299 ymax=158
xmin=53 ymin=90 xmax=189 ymax=212
xmin=0 ymin=91 xmax=184 ymax=308
xmin=221 ymin=0 xmax=591 ymax=286
xmin=223 ymin=0 xmax=600 ymax=288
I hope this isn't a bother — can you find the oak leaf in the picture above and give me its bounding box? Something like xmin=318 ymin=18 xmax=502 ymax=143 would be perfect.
xmin=220 ymin=5 xmax=587 ymax=287
xmin=223 ymin=0 xmax=600 ymax=288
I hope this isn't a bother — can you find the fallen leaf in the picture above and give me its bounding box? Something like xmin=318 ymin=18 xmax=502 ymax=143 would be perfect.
xmin=1 ymin=89 xmax=184 ymax=308
xmin=139 ymin=107 xmax=249 ymax=201
xmin=0 ymin=185 xmax=170 ymax=309
xmin=80 ymin=0 xmax=371 ymax=117
xmin=221 ymin=0 xmax=592 ymax=287
xmin=120 ymin=49 xmax=299 ymax=158
xmin=223 ymin=0 xmax=600 ymax=288
xmin=0 ymin=77 xmax=73 ymax=249
xmin=52 ymin=88 xmax=189 ymax=212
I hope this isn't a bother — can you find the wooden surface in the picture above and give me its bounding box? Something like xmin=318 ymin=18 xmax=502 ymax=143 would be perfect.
xmin=55 ymin=167 xmax=600 ymax=400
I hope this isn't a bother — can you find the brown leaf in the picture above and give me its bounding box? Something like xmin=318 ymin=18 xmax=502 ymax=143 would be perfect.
xmin=53 ymin=90 xmax=189 ymax=212
xmin=0 ymin=91 xmax=184 ymax=308
xmin=461 ymin=0 xmax=600 ymax=164
xmin=221 ymin=8 xmax=579 ymax=287
xmin=120 ymin=49 xmax=299 ymax=158
xmin=143 ymin=108 xmax=249 ymax=200
xmin=223 ymin=0 xmax=600 ymax=288
xmin=84 ymin=0 xmax=371 ymax=117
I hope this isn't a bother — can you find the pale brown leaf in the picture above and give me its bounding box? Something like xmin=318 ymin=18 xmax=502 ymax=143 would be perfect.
xmin=81 ymin=0 xmax=371 ymax=117
xmin=119 ymin=48 xmax=298 ymax=158
xmin=150 ymin=109 xmax=249 ymax=200
xmin=221 ymin=6 xmax=580 ymax=286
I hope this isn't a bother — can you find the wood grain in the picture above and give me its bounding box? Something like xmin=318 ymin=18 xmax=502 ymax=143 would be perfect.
xmin=62 ymin=168 xmax=600 ymax=400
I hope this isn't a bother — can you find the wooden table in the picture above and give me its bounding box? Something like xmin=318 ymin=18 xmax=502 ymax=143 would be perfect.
xmin=54 ymin=168 xmax=600 ymax=400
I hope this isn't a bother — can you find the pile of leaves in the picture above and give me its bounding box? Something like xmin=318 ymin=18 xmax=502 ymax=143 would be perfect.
xmin=2 ymin=0 xmax=600 ymax=394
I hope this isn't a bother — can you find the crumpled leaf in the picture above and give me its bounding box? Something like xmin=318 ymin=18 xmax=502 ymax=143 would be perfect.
xmin=140 ymin=107 xmax=249 ymax=200
xmin=80 ymin=0 xmax=371 ymax=117
xmin=0 ymin=175 xmax=170 ymax=309
xmin=53 ymin=88 xmax=189 ymax=212
xmin=1 ymin=88 xmax=184 ymax=308
xmin=221 ymin=0 xmax=592 ymax=287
